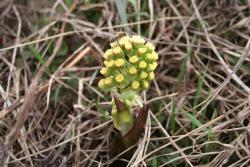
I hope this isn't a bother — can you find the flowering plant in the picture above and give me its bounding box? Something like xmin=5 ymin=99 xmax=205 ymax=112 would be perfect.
xmin=99 ymin=34 xmax=158 ymax=136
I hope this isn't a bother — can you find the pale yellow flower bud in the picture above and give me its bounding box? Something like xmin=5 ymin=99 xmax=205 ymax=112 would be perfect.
xmin=145 ymin=42 xmax=155 ymax=51
xmin=147 ymin=52 xmax=158 ymax=61
xmin=113 ymin=47 xmax=122 ymax=56
xmin=139 ymin=61 xmax=147 ymax=69
xmin=98 ymin=79 xmax=106 ymax=89
xmin=132 ymin=35 xmax=145 ymax=46
xmin=138 ymin=47 xmax=146 ymax=55
xmin=128 ymin=67 xmax=137 ymax=75
xmin=100 ymin=67 xmax=108 ymax=76
xmin=125 ymin=42 xmax=132 ymax=52
xmin=104 ymin=60 xmax=114 ymax=68
xmin=131 ymin=81 xmax=140 ymax=90
xmin=129 ymin=55 xmax=139 ymax=64
xmin=115 ymin=59 xmax=125 ymax=67
xmin=119 ymin=36 xmax=130 ymax=47
xmin=115 ymin=74 xmax=124 ymax=83
xmin=104 ymin=77 xmax=113 ymax=85
xmin=104 ymin=49 xmax=113 ymax=59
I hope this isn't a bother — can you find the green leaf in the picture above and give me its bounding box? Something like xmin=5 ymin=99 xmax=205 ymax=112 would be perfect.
xmin=158 ymin=147 xmax=179 ymax=167
xmin=65 ymin=0 xmax=73 ymax=7
xmin=29 ymin=45 xmax=46 ymax=65
xmin=177 ymin=35 xmax=196 ymax=84
xmin=115 ymin=0 xmax=130 ymax=32
xmin=57 ymin=42 xmax=68 ymax=56
xmin=193 ymin=74 xmax=204 ymax=108
xmin=124 ymin=105 xmax=149 ymax=145
xmin=170 ymin=97 xmax=176 ymax=132
xmin=129 ymin=0 xmax=137 ymax=10
xmin=84 ymin=82 xmax=105 ymax=99
xmin=129 ymin=0 xmax=140 ymax=34
xmin=115 ymin=0 xmax=128 ymax=24
xmin=227 ymin=54 xmax=250 ymax=75
xmin=53 ymin=85 xmax=62 ymax=105
xmin=192 ymin=73 xmax=205 ymax=128
xmin=111 ymin=95 xmax=133 ymax=135
xmin=95 ymin=101 xmax=110 ymax=119
xmin=120 ymin=89 xmax=138 ymax=107
xmin=185 ymin=112 xmax=208 ymax=132
xmin=151 ymin=156 xmax=158 ymax=167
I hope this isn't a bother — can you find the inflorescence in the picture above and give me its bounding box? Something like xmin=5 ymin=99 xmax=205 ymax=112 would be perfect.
xmin=98 ymin=34 xmax=158 ymax=93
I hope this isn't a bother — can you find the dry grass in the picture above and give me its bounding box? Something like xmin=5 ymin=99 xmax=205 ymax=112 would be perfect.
xmin=0 ymin=0 xmax=250 ymax=166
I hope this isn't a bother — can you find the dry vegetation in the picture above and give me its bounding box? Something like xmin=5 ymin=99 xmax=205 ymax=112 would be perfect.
xmin=0 ymin=0 xmax=250 ymax=166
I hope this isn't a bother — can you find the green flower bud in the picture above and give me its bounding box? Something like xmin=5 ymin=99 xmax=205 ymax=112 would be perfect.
xmin=141 ymin=80 xmax=149 ymax=89
xmin=147 ymin=72 xmax=155 ymax=80
xmin=147 ymin=62 xmax=157 ymax=72
xmin=139 ymin=71 xmax=148 ymax=80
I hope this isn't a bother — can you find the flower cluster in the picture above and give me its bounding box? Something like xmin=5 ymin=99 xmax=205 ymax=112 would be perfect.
xmin=98 ymin=34 xmax=158 ymax=93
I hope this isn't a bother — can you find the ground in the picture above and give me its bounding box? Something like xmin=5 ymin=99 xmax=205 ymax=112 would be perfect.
xmin=0 ymin=0 xmax=250 ymax=166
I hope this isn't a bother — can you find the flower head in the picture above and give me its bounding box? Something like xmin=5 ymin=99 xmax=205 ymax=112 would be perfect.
xmin=98 ymin=33 xmax=158 ymax=135
xmin=98 ymin=33 xmax=158 ymax=93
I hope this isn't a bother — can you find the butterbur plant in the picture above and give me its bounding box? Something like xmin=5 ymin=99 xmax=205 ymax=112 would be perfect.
xmin=98 ymin=33 xmax=158 ymax=165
